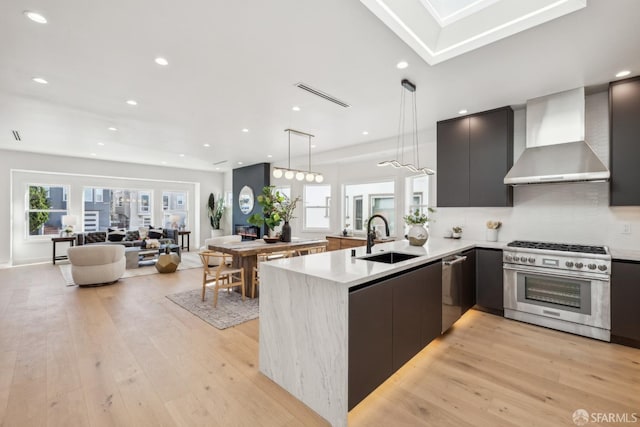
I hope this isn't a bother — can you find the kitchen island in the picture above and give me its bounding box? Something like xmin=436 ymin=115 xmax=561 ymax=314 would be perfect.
xmin=259 ymin=238 xmax=486 ymax=427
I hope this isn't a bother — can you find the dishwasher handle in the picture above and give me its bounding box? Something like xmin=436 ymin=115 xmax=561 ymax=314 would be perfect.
xmin=443 ymin=255 xmax=467 ymax=266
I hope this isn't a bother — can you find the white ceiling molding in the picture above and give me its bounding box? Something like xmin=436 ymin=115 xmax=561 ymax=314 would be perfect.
xmin=360 ymin=0 xmax=587 ymax=65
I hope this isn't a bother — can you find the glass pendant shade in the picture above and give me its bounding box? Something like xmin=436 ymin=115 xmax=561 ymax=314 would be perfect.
xmin=273 ymin=168 xmax=283 ymax=178
xmin=284 ymin=170 xmax=295 ymax=180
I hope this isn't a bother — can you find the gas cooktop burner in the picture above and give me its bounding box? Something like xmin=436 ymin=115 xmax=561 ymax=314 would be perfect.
xmin=507 ymin=240 xmax=607 ymax=255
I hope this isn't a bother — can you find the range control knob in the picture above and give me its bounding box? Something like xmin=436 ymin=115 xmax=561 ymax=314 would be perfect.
xmin=528 ymin=257 xmax=535 ymax=263
xmin=513 ymin=256 xmax=520 ymax=262
xmin=575 ymin=262 xmax=584 ymax=269
xmin=505 ymin=255 xmax=513 ymax=262
xmin=588 ymin=263 xmax=597 ymax=270
xmin=565 ymin=261 xmax=574 ymax=268
xmin=598 ymin=264 xmax=608 ymax=271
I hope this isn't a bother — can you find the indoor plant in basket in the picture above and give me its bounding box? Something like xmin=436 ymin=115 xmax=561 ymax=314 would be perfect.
xmin=403 ymin=208 xmax=435 ymax=246
xmin=248 ymin=186 xmax=300 ymax=242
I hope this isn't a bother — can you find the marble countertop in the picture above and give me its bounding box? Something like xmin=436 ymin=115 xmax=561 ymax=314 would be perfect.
xmin=610 ymin=248 xmax=640 ymax=262
xmin=266 ymin=237 xmax=507 ymax=288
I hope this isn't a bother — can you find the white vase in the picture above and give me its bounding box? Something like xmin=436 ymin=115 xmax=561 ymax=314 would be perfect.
xmin=407 ymin=224 xmax=429 ymax=246
xmin=486 ymin=228 xmax=498 ymax=242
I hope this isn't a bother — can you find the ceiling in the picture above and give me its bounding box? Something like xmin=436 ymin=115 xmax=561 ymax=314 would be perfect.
xmin=1 ymin=0 xmax=639 ymax=173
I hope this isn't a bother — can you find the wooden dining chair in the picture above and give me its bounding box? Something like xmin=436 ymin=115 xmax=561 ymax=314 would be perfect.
xmin=252 ymin=250 xmax=294 ymax=298
xmin=295 ymin=245 xmax=327 ymax=256
xmin=199 ymin=251 xmax=245 ymax=307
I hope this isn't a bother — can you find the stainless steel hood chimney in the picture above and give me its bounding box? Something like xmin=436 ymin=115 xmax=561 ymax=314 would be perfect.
xmin=504 ymin=88 xmax=610 ymax=185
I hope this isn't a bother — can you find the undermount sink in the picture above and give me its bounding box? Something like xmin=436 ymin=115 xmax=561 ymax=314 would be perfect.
xmin=360 ymin=251 xmax=419 ymax=264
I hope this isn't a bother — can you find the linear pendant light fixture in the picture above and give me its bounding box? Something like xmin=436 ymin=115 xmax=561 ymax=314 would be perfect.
xmin=273 ymin=129 xmax=324 ymax=183
xmin=378 ymin=79 xmax=435 ymax=176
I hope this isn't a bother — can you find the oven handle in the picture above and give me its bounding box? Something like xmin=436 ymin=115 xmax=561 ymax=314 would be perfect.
xmin=503 ymin=264 xmax=609 ymax=282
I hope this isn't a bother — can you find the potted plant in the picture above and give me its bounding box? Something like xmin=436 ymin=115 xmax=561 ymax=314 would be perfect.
xmin=248 ymin=186 xmax=300 ymax=242
xmin=452 ymin=226 xmax=463 ymax=239
xmin=403 ymin=208 xmax=435 ymax=246
xmin=207 ymin=193 xmax=225 ymax=237
xmin=485 ymin=220 xmax=502 ymax=242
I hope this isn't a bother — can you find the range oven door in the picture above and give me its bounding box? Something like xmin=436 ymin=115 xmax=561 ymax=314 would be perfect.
xmin=503 ymin=264 xmax=610 ymax=330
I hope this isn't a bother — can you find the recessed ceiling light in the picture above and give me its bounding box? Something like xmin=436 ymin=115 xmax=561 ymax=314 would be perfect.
xmin=203 ymin=143 xmax=210 ymax=147
xmin=311 ymin=144 xmax=316 ymax=148
xmin=90 ymin=153 xmax=97 ymax=156
xmin=216 ymin=167 xmax=220 ymax=170
xmin=616 ymin=70 xmax=631 ymax=78
xmin=458 ymin=109 xmax=468 ymax=115
xmin=396 ymin=61 xmax=409 ymax=69
xmin=362 ymin=131 xmax=369 ymax=135
xmin=24 ymin=11 xmax=47 ymax=24
xmin=97 ymin=142 xmax=105 ymax=146
xmin=126 ymin=100 xmax=138 ymax=106
xmin=108 ymin=126 xmax=118 ymax=131
xmin=237 ymin=161 xmax=244 ymax=165
xmin=241 ymin=128 xmax=249 ymax=133
xmin=32 ymin=77 xmax=48 ymax=84
xmin=179 ymin=153 xmax=185 ymax=157
xmin=267 ymin=154 xmax=273 ymax=158
xmin=161 ymin=161 xmax=167 ymax=165
xmin=155 ymin=57 xmax=169 ymax=66
xmin=292 ymin=106 xmax=301 ymax=111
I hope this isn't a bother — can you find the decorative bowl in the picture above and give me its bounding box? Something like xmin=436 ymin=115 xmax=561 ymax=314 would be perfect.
xmin=263 ymin=237 xmax=280 ymax=244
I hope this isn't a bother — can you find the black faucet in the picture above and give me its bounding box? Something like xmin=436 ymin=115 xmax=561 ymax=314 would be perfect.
xmin=366 ymin=214 xmax=390 ymax=254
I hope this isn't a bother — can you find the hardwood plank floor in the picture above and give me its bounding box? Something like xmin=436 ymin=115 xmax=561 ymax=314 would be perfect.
xmin=0 ymin=262 xmax=638 ymax=426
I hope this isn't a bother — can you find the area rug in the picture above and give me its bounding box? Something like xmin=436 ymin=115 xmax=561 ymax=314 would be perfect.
xmin=59 ymin=251 xmax=202 ymax=286
xmin=166 ymin=289 xmax=259 ymax=329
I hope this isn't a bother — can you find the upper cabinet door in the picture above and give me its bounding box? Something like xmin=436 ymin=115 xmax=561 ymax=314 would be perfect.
xmin=610 ymin=76 xmax=640 ymax=206
xmin=469 ymin=108 xmax=513 ymax=207
xmin=437 ymin=118 xmax=470 ymax=207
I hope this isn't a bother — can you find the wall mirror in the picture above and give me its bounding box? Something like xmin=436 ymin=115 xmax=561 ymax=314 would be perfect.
xmin=238 ymin=185 xmax=254 ymax=214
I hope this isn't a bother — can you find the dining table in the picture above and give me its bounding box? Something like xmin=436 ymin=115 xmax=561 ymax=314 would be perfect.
xmin=207 ymin=237 xmax=328 ymax=297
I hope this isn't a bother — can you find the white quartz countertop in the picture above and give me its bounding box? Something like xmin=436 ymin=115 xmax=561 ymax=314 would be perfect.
xmin=265 ymin=237 xmax=507 ymax=288
xmin=610 ymin=248 xmax=640 ymax=262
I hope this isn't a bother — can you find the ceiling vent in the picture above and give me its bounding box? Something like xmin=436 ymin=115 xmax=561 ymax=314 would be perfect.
xmin=295 ymin=83 xmax=351 ymax=108
xmin=12 ymin=130 xmax=21 ymax=141
xmin=212 ymin=160 xmax=227 ymax=165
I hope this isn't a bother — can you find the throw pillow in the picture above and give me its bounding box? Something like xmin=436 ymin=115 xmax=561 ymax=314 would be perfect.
xmin=148 ymin=227 xmax=163 ymax=239
xmin=146 ymin=238 xmax=160 ymax=249
xmin=138 ymin=227 xmax=149 ymax=240
xmin=125 ymin=230 xmax=140 ymax=241
xmin=107 ymin=227 xmax=126 ymax=242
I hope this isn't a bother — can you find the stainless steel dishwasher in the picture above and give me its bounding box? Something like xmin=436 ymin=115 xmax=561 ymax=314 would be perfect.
xmin=442 ymin=254 xmax=467 ymax=333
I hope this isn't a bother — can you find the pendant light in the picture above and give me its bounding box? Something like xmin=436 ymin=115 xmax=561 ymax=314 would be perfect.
xmin=378 ymin=79 xmax=435 ymax=176
xmin=273 ymin=129 xmax=324 ymax=183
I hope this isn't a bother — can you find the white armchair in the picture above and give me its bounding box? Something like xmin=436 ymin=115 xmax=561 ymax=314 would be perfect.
xmin=67 ymin=244 xmax=125 ymax=287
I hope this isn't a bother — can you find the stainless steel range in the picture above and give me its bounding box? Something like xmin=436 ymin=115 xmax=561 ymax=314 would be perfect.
xmin=503 ymin=240 xmax=611 ymax=341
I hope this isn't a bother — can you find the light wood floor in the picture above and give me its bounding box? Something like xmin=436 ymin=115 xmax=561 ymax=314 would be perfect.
xmin=0 ymin=263 xmax=638 ymax=427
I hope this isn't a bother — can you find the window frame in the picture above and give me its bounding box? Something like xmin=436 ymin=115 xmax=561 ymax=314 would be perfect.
xmin=303 ymin=184 xmax=331 ymax=231
xmin=26 ymin=184 xmax=69 ymax=239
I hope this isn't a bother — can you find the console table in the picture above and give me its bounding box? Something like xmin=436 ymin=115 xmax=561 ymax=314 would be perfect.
xmin=51 ymin=236 xmax=76 ymax=264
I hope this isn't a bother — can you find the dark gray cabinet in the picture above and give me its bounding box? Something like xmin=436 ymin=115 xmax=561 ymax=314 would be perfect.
xmin=437 ymin=107 xmax=513 ymax=207
xmin=348 ymin=261 xmax=442 ymax=409
xmin=475 ymin=248 xmax=504 ymax=315
xmin=609 ymin=76 xmax=640 ymax=206
xmin=611 ymin=260 xmax=640 ymax=348
xmin=461 ymin=248 xmax=476 ymax=313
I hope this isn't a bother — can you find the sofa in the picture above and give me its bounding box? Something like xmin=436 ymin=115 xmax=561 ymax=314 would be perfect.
xmin=76 ymin=228 xmax=178 ymax=247
xmin=67 ymin=244 xmax=126 ymax=286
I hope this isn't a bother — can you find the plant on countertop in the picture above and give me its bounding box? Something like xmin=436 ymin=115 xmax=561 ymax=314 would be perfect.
xmin=403 ymin=208 xmax=435 ymax=225
xmin=452 ymin=226 xmax=463 ymax=234
xmin=248 ymin=186 xmax=301 ymax=231
xmin=207 ymin=193 xmax=225 ymax=230
xmin=486 ymin=220 xmax=502 ymax=229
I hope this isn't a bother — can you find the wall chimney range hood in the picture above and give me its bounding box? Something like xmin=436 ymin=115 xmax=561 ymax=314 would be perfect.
xmin=504 ymin=88 xmax=610 ymax=185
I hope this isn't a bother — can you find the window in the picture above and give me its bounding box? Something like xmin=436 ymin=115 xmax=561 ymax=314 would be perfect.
xmin=344 ymin=181 xmax=395 ymax=233
xmin=274 ymin=185 xmax=291 ymax=199
xmin=83 ymin=188 xmax=152 ymax=230
xmin=304 ymin=185 xmax=331 ymax=229
xmin=27 ymin=185 xmax=68 ymax=236
xmin=162 ymin=191 xmax=188 ymax=229
xmin=405 ymin=175 xmax=430 ymax=223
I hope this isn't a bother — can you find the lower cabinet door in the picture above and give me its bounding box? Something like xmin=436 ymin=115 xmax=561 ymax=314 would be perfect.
xmin=392 ymin=268 xmax=428 ymax=371
xmin=348 ymin=280 xmax=393 ymax=410
xmin=460 ymin=249 xmax=476 ymax=313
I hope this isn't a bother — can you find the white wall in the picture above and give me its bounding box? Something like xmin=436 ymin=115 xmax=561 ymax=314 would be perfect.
xmin=0 ymin=150 xmax=223 ymax=265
